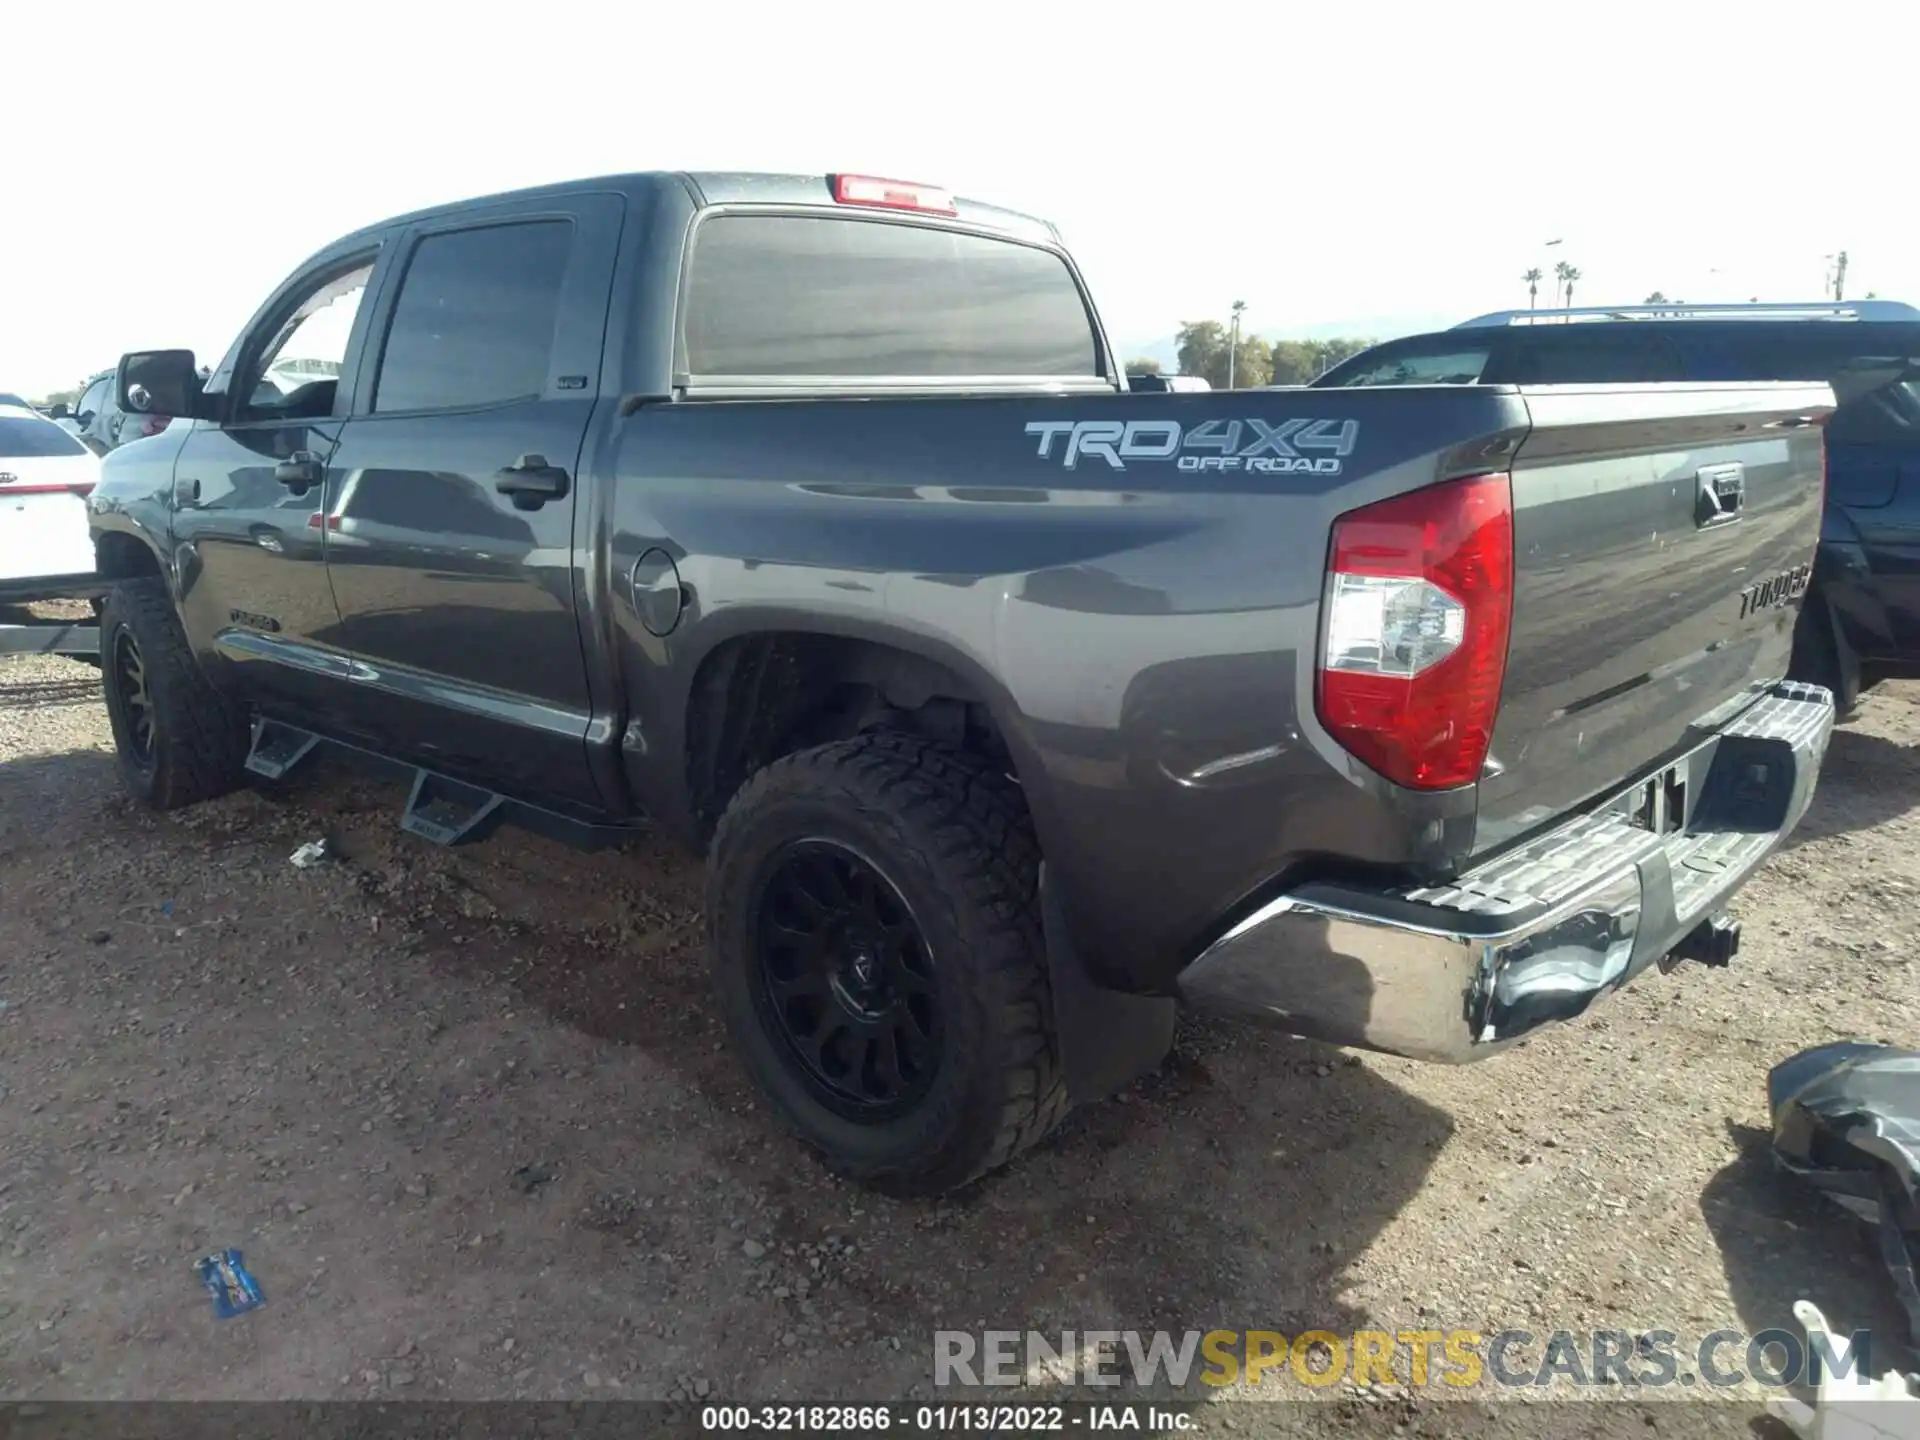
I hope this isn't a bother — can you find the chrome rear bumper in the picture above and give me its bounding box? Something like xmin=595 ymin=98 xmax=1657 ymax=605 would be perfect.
xmin=1177 ymin=682 xmax=1835 ymax=1062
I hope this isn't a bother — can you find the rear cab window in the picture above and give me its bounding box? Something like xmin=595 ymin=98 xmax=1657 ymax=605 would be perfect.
xmin=0 ymin=413 xmax=89 ymax=458
xmin=680 ymin=213 xmax=1103 ymax=382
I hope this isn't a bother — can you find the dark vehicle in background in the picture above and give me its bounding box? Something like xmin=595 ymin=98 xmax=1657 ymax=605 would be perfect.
xmin=1125 ymin=373 xmax=1211 ymax=393
xmin=1313 ymin=301 xmax=1920 ymax=713
xmin=59 ymin=367 xmax=176 ymax=456
xmin=87 ymin=172 xmax=1835 ymax=1195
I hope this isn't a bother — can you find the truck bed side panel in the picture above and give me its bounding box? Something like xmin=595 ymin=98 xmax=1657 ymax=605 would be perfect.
xmin=603 ymin=389 xmax=1531 ymax=990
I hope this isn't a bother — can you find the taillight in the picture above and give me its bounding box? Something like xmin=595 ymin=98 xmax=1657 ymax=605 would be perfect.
xmin=1316 ymin=473 xmax=1515 ymax=790
xmin=0 ymin=479 xmax=95 ymax=496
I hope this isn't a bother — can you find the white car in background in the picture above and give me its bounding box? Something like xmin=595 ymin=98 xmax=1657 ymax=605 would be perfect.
xmin=0 ymin=399 xmax=103 ymax=607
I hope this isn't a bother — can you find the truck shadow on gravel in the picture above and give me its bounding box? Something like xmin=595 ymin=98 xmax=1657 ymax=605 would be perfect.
xmin=1779 ymin=725 xmax=1920 ymax=851
xmin=285 ymin=768 xmax=1456 ymax=1401
xmin=0 ymin=739 xmax=1451 ymax=1406
xmin=1698 ymin=1123 xmax=1918 ymax=1386
xmin=416 ymin=855 xmax=1451 ymax=1398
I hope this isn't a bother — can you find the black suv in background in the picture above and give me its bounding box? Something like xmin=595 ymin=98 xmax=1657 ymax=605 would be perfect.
xmin=1313 ymin=302 xmax=1920 ymax=713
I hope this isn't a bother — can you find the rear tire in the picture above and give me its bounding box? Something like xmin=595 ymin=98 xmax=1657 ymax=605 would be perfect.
xmin=99 ymin=577 xmax=249 ymax=810
xmin=706 ymin=732 xmax=1069 ymax=1196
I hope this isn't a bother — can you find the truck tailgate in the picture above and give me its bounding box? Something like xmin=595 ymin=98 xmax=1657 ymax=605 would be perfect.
xmin=1473 ymin=383 xmax=1832 ymax=853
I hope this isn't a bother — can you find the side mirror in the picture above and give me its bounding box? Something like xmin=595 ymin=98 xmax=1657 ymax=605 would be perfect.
xmin=116 ymin=349 xmax=208 ymax=421
xmin=76 ymin=410 xmax=96 ymax=426
xmin=47 ymin=402 xmax=70 ymax=419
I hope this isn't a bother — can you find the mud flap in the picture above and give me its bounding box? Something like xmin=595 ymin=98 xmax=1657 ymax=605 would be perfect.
xmin=1039 ymin=864 xmax=1177 ymax=1105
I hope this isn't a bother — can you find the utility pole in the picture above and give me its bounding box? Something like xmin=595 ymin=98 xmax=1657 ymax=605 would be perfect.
xmin=1831 ymin=250 xmax=1848 ymax=302
xmin=1227 ymin=300 xmax=1246 ymax=389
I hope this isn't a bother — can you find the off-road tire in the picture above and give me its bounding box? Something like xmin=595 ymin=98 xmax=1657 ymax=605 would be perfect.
xmin=707 ymin=731 xmax=1069 ymax=1195
xmin=99 ymin=577 xmax=249 ymax=810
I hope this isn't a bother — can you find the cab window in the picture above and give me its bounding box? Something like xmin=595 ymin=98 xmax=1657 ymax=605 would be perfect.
xmin=235 ymin=261 xmax=373 ymax=423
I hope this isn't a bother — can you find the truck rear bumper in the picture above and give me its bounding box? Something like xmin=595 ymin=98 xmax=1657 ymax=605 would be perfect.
xmin=1177 ymin=682 xmax=1835 ymax=1063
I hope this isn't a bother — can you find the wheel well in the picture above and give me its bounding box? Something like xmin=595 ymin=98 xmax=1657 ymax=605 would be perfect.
xmin=95 ymin=532 xmax=164 ymax=583
xmin=685 ymin=633 xmax=1014 ymax=843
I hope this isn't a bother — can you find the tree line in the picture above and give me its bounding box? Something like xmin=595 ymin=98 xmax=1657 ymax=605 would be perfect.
xmin=1127 ymin=323 xmax=1377 ymax=389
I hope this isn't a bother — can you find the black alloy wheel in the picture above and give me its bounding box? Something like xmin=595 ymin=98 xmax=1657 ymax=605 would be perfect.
xmin=111 ymin=628 xmax=156 ymax=766
xmin=753 ymin=839 xmax=942 ymax=1120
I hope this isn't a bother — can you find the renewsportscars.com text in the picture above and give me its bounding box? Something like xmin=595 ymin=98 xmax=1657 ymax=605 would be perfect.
xmin=934 ymin=1327 xmax=1872 ymax=1391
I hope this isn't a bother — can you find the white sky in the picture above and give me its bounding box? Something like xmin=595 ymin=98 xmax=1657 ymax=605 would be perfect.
xmin=5 ymin=0 xmax=1917 ymax=395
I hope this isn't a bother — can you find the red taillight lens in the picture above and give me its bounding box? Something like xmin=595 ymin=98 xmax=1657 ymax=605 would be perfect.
xmin=1316 ymin=472 xmax=1515 ymax=790
xmin=830 ymin=173 xmax=958 ymax=216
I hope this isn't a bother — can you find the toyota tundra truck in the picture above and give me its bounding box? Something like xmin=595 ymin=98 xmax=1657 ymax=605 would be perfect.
xmin=87 ymin=170 xmax=1836 ymax=1194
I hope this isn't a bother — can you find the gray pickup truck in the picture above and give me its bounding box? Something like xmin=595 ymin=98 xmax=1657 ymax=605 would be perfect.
xmin=89 ymin=171 xmax=1835 ymax=1194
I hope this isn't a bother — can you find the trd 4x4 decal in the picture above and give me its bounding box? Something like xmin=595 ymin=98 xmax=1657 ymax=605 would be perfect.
xmin=1023 ymin=417 xmax=1359 ymax=473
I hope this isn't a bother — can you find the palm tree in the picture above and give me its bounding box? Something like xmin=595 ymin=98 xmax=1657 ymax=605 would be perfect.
xmin=1553 ymin=260 xmax=1574 ymax=308
xmin=1562 ymin=266 xmax=1582 ymax=311
xmin=1523 ymin=268 xmax=1543 ymax=309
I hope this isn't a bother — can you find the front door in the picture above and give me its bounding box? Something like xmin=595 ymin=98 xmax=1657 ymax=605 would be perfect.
xmin=319 ymin=195 xmax=623 ymax=813
xmin=170 ymin=249 xmax=382 ymax=720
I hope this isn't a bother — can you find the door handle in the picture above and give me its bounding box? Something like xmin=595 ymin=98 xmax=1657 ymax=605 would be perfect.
xmin=493 ymin=454 xmax=571 ymax=511
xmin=275 ymin=451 xmax=324 ymax=494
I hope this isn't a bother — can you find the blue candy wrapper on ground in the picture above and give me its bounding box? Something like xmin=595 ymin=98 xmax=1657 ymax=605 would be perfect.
xmin=198 ymin=1249 xmax=265 ymax=1318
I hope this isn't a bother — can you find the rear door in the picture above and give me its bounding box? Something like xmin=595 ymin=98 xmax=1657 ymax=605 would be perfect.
xmin=1826 ymin=375 xmax=1920 ymax=651
xmin=320 ymin=193 xmax=623 ymax=812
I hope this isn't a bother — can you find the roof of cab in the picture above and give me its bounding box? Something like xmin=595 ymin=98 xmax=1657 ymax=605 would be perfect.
xmin=332 ymin=171 xmax=1062 ymax=250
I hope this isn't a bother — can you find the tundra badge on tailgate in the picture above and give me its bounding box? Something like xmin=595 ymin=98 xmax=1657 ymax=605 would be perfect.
xmin=1025 ymin=418 xmax=1359 ymax=474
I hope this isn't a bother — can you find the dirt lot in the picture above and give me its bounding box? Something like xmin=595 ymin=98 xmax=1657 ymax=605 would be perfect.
xmin=2 ymin=645 xmax=1917 ymax=1432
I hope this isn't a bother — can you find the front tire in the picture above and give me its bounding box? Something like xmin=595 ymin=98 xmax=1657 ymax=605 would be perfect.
xmin=707 ymin=732 xmax=1069 ymax=1195
xmin=99 ymin=578 xmax=249 ymax=810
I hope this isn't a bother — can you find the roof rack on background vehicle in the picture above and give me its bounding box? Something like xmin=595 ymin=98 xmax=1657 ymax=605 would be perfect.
xmin=1453 ymin=300 xmax=1920 ymax=328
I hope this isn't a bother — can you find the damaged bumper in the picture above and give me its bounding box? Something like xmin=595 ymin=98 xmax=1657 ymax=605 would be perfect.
xmin=1178 ymin=682 xmax=1835 ymax=1063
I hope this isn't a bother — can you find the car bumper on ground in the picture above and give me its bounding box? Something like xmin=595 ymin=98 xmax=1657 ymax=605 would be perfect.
xmin=1178 ymin=682 xmax=1836 ymax=1063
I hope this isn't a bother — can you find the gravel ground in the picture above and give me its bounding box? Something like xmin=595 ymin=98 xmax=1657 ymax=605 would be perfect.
xmin=1 ymin=648 xmax=1916 ymax=1435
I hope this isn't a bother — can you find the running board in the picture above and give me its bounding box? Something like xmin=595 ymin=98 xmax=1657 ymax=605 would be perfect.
xmin=245 ymin=719 xmax=321 ymax=780
xmin=402 ymin=771 xmax=506 ymax=847
xmin=239 ymin=719 xmax=647 ymax=853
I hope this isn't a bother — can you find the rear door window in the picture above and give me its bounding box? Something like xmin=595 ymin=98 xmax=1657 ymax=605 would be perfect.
xmin=682 ymin=214 xmax=1100 ymax=378
xmin=373 ymin=220 xmax=573 ymax=413
xmin=1828 ymin=377 xmax=1920 ymax=446
xmin=1321 ymin=343 xmax=1492 ymax=387
xmin=1496 ymin=330 xmax=1683 ymax=384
